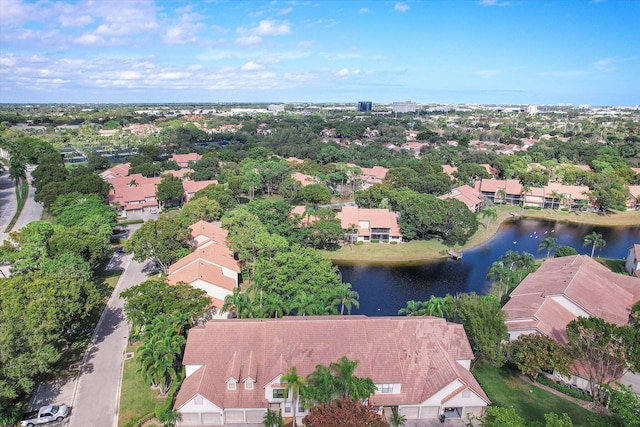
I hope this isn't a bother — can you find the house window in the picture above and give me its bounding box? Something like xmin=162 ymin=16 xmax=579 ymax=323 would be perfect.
xmin=284 ymin=402 xmax=291 ymax=413
xmin=245 ymin=379 xmax=254 ymax=390
xmin=378 ymin=384 xmax=393 ymax=393
xmin=273 ymin=388 xmax=285 ymax=399
xmin=228 ymin=380 xmax=236 ymax=390
xmin=194 ymin=395 xmax=203 ymax=405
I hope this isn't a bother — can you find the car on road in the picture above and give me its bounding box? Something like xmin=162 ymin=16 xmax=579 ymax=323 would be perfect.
xmin=21 ymin=404 xmax=70 ymax=426
xmin=150 ymin=207 xmax=157 ymax=214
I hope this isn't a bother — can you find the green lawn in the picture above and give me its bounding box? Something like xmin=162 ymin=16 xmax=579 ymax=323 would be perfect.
xmin=118 ymin=344 xmax=160 ymax=427
xmin=472 ymin=363 xmax=610 ymax=426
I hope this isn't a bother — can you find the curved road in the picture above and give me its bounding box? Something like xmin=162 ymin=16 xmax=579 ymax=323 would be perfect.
xmin=0 ymin=166 xmax=18 ymax=241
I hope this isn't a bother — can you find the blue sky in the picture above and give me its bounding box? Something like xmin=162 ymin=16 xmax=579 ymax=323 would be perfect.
xmin=1 ymin=0 xmax=638 ymax=105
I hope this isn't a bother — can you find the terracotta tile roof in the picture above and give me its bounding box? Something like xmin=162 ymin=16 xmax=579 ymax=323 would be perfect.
xmin=190 ymin=221 xmax=229 ymax=246
xmin=164 ymin=169 xmax=192 ymax=179
xmin=544 ymin=182 xmax=590 ymax=200
xmin=504 ymin=255 xmax=640 ymax=346
xmin=169 ymin=241 xmax=240 ymax=274
xmin=336 ymin=206 xmax=402 ymax=237
xmin=440 ymin=185 xmax=483 ymax=211
xmin=479 ymin=179 xmax=523 ymax=195
xmin=291 ymin=172 xmax=316 ymax=187
xmin=171 ymin=153 xmax=201 ymax=164
xmin=166 ymin=261 xmax=237 ymax=293
xmin=175 ymin=316 xmax=489 ymax=410
xmin=183 ymin=180 xmax=218 ymax=196
xmin=442 ymin=165 xmax=458 ymax=177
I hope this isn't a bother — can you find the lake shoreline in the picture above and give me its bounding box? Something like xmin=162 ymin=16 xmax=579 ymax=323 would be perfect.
xmin=324 ymin=206 xmax=640 ymax=264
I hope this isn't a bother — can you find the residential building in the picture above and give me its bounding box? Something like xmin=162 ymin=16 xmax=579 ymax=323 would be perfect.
xmin=106 ymin=173 xmax=161 ymax=216
xmin=183 ymin=180 xmax=219 ymax=202
xmin=171 ymin=153 xmax=202 ymax=168
xmin=174 ymin=316 xmax=489 ymax=426
xmin=626 ymin=244 xmax=640 ymax=277
xmin=336 ymin=206 xmax=402 ymax=243
xmin=503 ymin=255 xmax=640 ymax=390
xmin=478 ymin=179 xmax=523 ymax=205
xmin=440 ymin=185 xmax=484 ymax=213
xmin=626 ymin=185 xmax=640 ymax=210
xmin=167 ymin=221 xmax=241 ymax=311
xmin=290 ymin=172 xmax=317 ymax=187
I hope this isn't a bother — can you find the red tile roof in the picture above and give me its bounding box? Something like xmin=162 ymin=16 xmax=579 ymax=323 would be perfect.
xmin=336 ymin=206 xmax=402 ymax=237
xmin=169 ymin=241 xmax=240 ymax=275
xmin=175 ymin=316 xmax=489 ymax=410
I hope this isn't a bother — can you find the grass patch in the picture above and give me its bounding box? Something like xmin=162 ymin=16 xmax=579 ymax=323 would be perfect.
xmin=117 ymin=218 xmax=144 ymax=225
xmin=472 ymin=362 xmax=610 ymax=426
xmin=118 ymin=344 xmax=160 ymax=427
xmin=596 ymin=258 xmax=627 ymax=274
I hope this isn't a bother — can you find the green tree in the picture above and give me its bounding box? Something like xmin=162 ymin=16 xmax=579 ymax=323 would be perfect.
xmin=509 ymin=334 xmax=570 ymax=381
xmin=282 ymin=366 xmax=307 ymax=427
xmin=305 ymin=364 xmax=337 ymax=404
xmin=329 ymin=356 xmax=376 ymax=401
xmin=332 ymin=282 xmax=359 ymax=315
xmin=567 ymin=316 xmax=640 ymax=405
xmin=157 ymin=174 xmax=185 ymax=207
xmin=487 ymin=261 xmax=511 ymax=301
xmin=300 ymin=183 xmax=332 ymax=205
xmin=193 ymin=183 xmax=237 ymax=211
xmin=398 ymin=300 xmax=425 ymax=317
xmin=120 ymin=280 xmax=209 ymax=338
xmin=481 ymin=208 xmax=498 ymax=227
xmin=389 ymin=407 xmax=407 ymax=427
xmin=137 ymin=316 xmax=186 ymax=396
xmin=601 ymin=382 xmax=640 ymax=427
xmin=583 ymin=231 xmax=606 ymax=258
xmin=543 ymin=412 xmax=575 ymax=427
xmin=180 ymin=196 xmax=222 ymax=223
xmin=221 ymin=287 xmax=252 ymax=319
xmin=457 ymin=293 xmax=507 ymax=367
xmin=480 ymin=406 xmax=526 ymax=427
xmin=421 ymin=295 xmax=449 ymax=318
xmin=538 ymin=237 xmax=558 ymax=258
xmin=555 ymin=246 xmax=578 ymax=257
xmin=125 ymin=216 xmax=192 ymax=274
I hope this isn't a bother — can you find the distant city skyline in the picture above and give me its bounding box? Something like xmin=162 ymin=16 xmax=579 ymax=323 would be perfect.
xmin=1 ymin=0 xmax=638 ymax=106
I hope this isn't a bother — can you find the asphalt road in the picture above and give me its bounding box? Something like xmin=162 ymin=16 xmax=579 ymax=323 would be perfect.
xmin=69 ymin=253 xmax=149 ymax=427
xmin=0 ymin=166 xmax=18 ymax=240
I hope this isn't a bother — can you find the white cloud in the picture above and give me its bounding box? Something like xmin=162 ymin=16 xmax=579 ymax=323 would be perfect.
xmin=0 ymin=0 xmax=37 ymax=27
xmin=394 ymin=3 xmax=410 ymax=12
xmin=480 ymin=0 xmax=511 ymax=6
xmin=76 ymin=33 xmax=104 ymax=45
xmin=594 ymin=57 xmax=616 ymax=71
xmin=336 ymin=68 xmax=350 ymax=77
xmin=236 ymin=35 xmax=263 ymax=45
xmin=475 ymin=69 xmax=503 ymax=78
xmin=238 ymin=19 xmax=291 ymax=36
xmin=278 ymin=7 xmax=293 ymax=15
xmin=0 ymin=55 xmax=17 ymax=67
xmin=359 ymin=8 xmax=370 ymax=14
xmin=240 ymin=61 xmax=264 ymax=71
xmin=297 ymin=40 xmax=315 ymax=47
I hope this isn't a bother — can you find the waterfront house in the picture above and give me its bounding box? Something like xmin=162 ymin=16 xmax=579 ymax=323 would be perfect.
xmin=503 ymin=255 xmax=640 ymax=390
xmin=440 ymin=185 xmax=484 ymax=213
xmin=478 ymin=178 xmax=523 ymax=205
xmin=174 ymin=316 xmax=490 ymax=426
xmin=336 ymin=206 xmax=402 ymax=243
xmin=626 ymin=185 xmax=640 ymax=211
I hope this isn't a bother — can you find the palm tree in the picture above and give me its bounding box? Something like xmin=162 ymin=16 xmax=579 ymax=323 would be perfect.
xmin=549 ymin=190 xmax=560 ymax=210
xmin=487 ymin=261 xmax=510 ymax=300
xmin=515 ymin=252 xmax=536 ymax=282
xmin=583 ymin=232 xmax=606 ymax=258
xmin=222 ymin=287 xmax=252 ymax=319
xmin=496 ymin=188 xmax=507 ymax=204
xmin=421 ymin=295 xmax=448 ymax=318
xmin=333 ymin=282 xmax=360 ymax=315
xmin=306 ymin=364 xmax=337 ymax=404
xmin=262 ymin=409 xmax=281 ymax=427
xmin=397 ymin=300 xmax=424 ymax=316
xmin=389 ymin=407 xmax=407 ymax=427
xmin=329 ymin=356 xmax=359 ymax=400
xmin=480 ymin=208 xmax=498 ymax=227
xmin=8 ymin=157 xmax=26 ymax=193
xmin=282 ymin=366 xmax=307 ymax=427
xmin=538 ymin=237 xmax=558 ymax=258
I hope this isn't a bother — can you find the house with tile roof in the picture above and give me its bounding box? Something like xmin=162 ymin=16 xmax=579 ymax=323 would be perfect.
xmin=174 ymin=316 xmax=490 ymax=426
xmin=167 ymin=221 xmax=241 ymax=312
xmin=478 ymin=178 xmax=523 ymax=205
xmin=183 ymin=180 xmax=219 ymax=202
xmin=171 ymin=153 xmax=202 ymax=168
xmin=106 ymin=173 xmax=161 ymax=216
xmin=439 ymin=185 xmax=484 ymax=213
xmin=336 ymin=206 xmax=402 ymax=243
xmin=626 ymin=244 xmax=640 ymax=277
xmin=290 ymin=172 xmax=317 ymax=187
xmin=626 ymin=185 xmax=640 ymax=211
xmin=503 ymin=255 xmax=640 ymax=390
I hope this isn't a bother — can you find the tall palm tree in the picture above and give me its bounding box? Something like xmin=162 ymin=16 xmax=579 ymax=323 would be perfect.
xmin=333 ymin=282 xmax=360 ymax=315
xmin=282 ymin=367 xmax=307 ymax=427
xmin=487 ymin=261 xmax=510 ymax=300
xmin=515 ymin=252 xmax=536 ymax=282
xmin=422 ymin=295 xmax=448 ymax=318
xmin=389 ymin=407 xmax=407 ymax=427
xmin=496 ymin=188 xmax=507 ymax=204
xmin=8 ymin=157 xmax=26 ymax=192
xmin=306 ymin=364 xmax=337 ymax=404
xmin=549 ymin=190 xmax=560 ymax=210
xmin=583 ymin=232 xmax=606 ymax=258
xmin=538 ymin=237 xmax=558 ymax=258
xmin=329 ymin=356 xmax=359 ymax=400
xmin=480 ymin=208 xmax=498 ymax=227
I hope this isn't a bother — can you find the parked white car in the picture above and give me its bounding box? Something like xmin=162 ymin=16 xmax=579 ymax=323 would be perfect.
xmin=21 ymin=405 xmax=70 ymax=426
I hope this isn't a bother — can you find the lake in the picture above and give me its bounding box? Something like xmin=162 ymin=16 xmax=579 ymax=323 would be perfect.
xmin=338 ymin=218 xmax=640 ymax=316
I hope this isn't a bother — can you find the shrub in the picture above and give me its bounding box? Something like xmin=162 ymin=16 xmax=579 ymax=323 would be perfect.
xmin=390 ymin=241 xmax=398 ymax=245
xmin=371 ymin=239 xmax=379 ymax=243
xmin=537 ymin=376 xmax=592 ymax=402
xmin=523 ymin=206 xmax=542 ymax=210
xmin=355 ymin=241 xmax=364 ymax=246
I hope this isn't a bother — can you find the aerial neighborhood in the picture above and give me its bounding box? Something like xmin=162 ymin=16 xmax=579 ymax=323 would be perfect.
xmin=0 ymin=101 xmax=639 ymax=427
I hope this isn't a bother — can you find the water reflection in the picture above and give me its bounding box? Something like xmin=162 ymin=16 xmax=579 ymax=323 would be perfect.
xmin=339 ymin=218 xmax=640 ymax=317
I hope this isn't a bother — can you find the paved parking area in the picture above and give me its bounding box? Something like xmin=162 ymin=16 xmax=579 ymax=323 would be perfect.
xmin=27 ymin=377 xmax=76 ymax=426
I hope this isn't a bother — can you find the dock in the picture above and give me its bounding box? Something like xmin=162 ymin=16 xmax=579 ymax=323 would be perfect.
xmin=447 ymin=249 xmax=463 ymax=260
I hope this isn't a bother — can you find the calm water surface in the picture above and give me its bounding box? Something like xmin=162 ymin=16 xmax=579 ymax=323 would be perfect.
xmin=338 ymin=218 xmax=640 ymax=317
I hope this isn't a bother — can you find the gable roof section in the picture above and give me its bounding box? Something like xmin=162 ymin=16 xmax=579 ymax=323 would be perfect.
xmin=479 ymin=178 xmax=522 ymax=195
xmin=190 ymin=220 xmax=229 ymax=246
xmin=166 ymin=261 xmax=237 ymax=292
xmin=175 ymin=316 xmax=488 ymax=411
xmin=183 ymin=180 xmax=218 ymax=195
xmin=337 ymin=206 xmax=402 ymax=236
xmin=504 ymin=255 xmax=640 ymax=345
xmin=440 ymin=185 xmax=483 ymax=211
xmin=169 ymin=241 xmax=240 ymax=274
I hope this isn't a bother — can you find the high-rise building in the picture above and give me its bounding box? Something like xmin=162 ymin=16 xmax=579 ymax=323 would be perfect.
xmin=357 ymin=101 xmax=372 ymax=112
xmin=392 ymin=101 xmax=417 ymax=113
xmin=527 ymin=104 xmax=538 ymax=115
